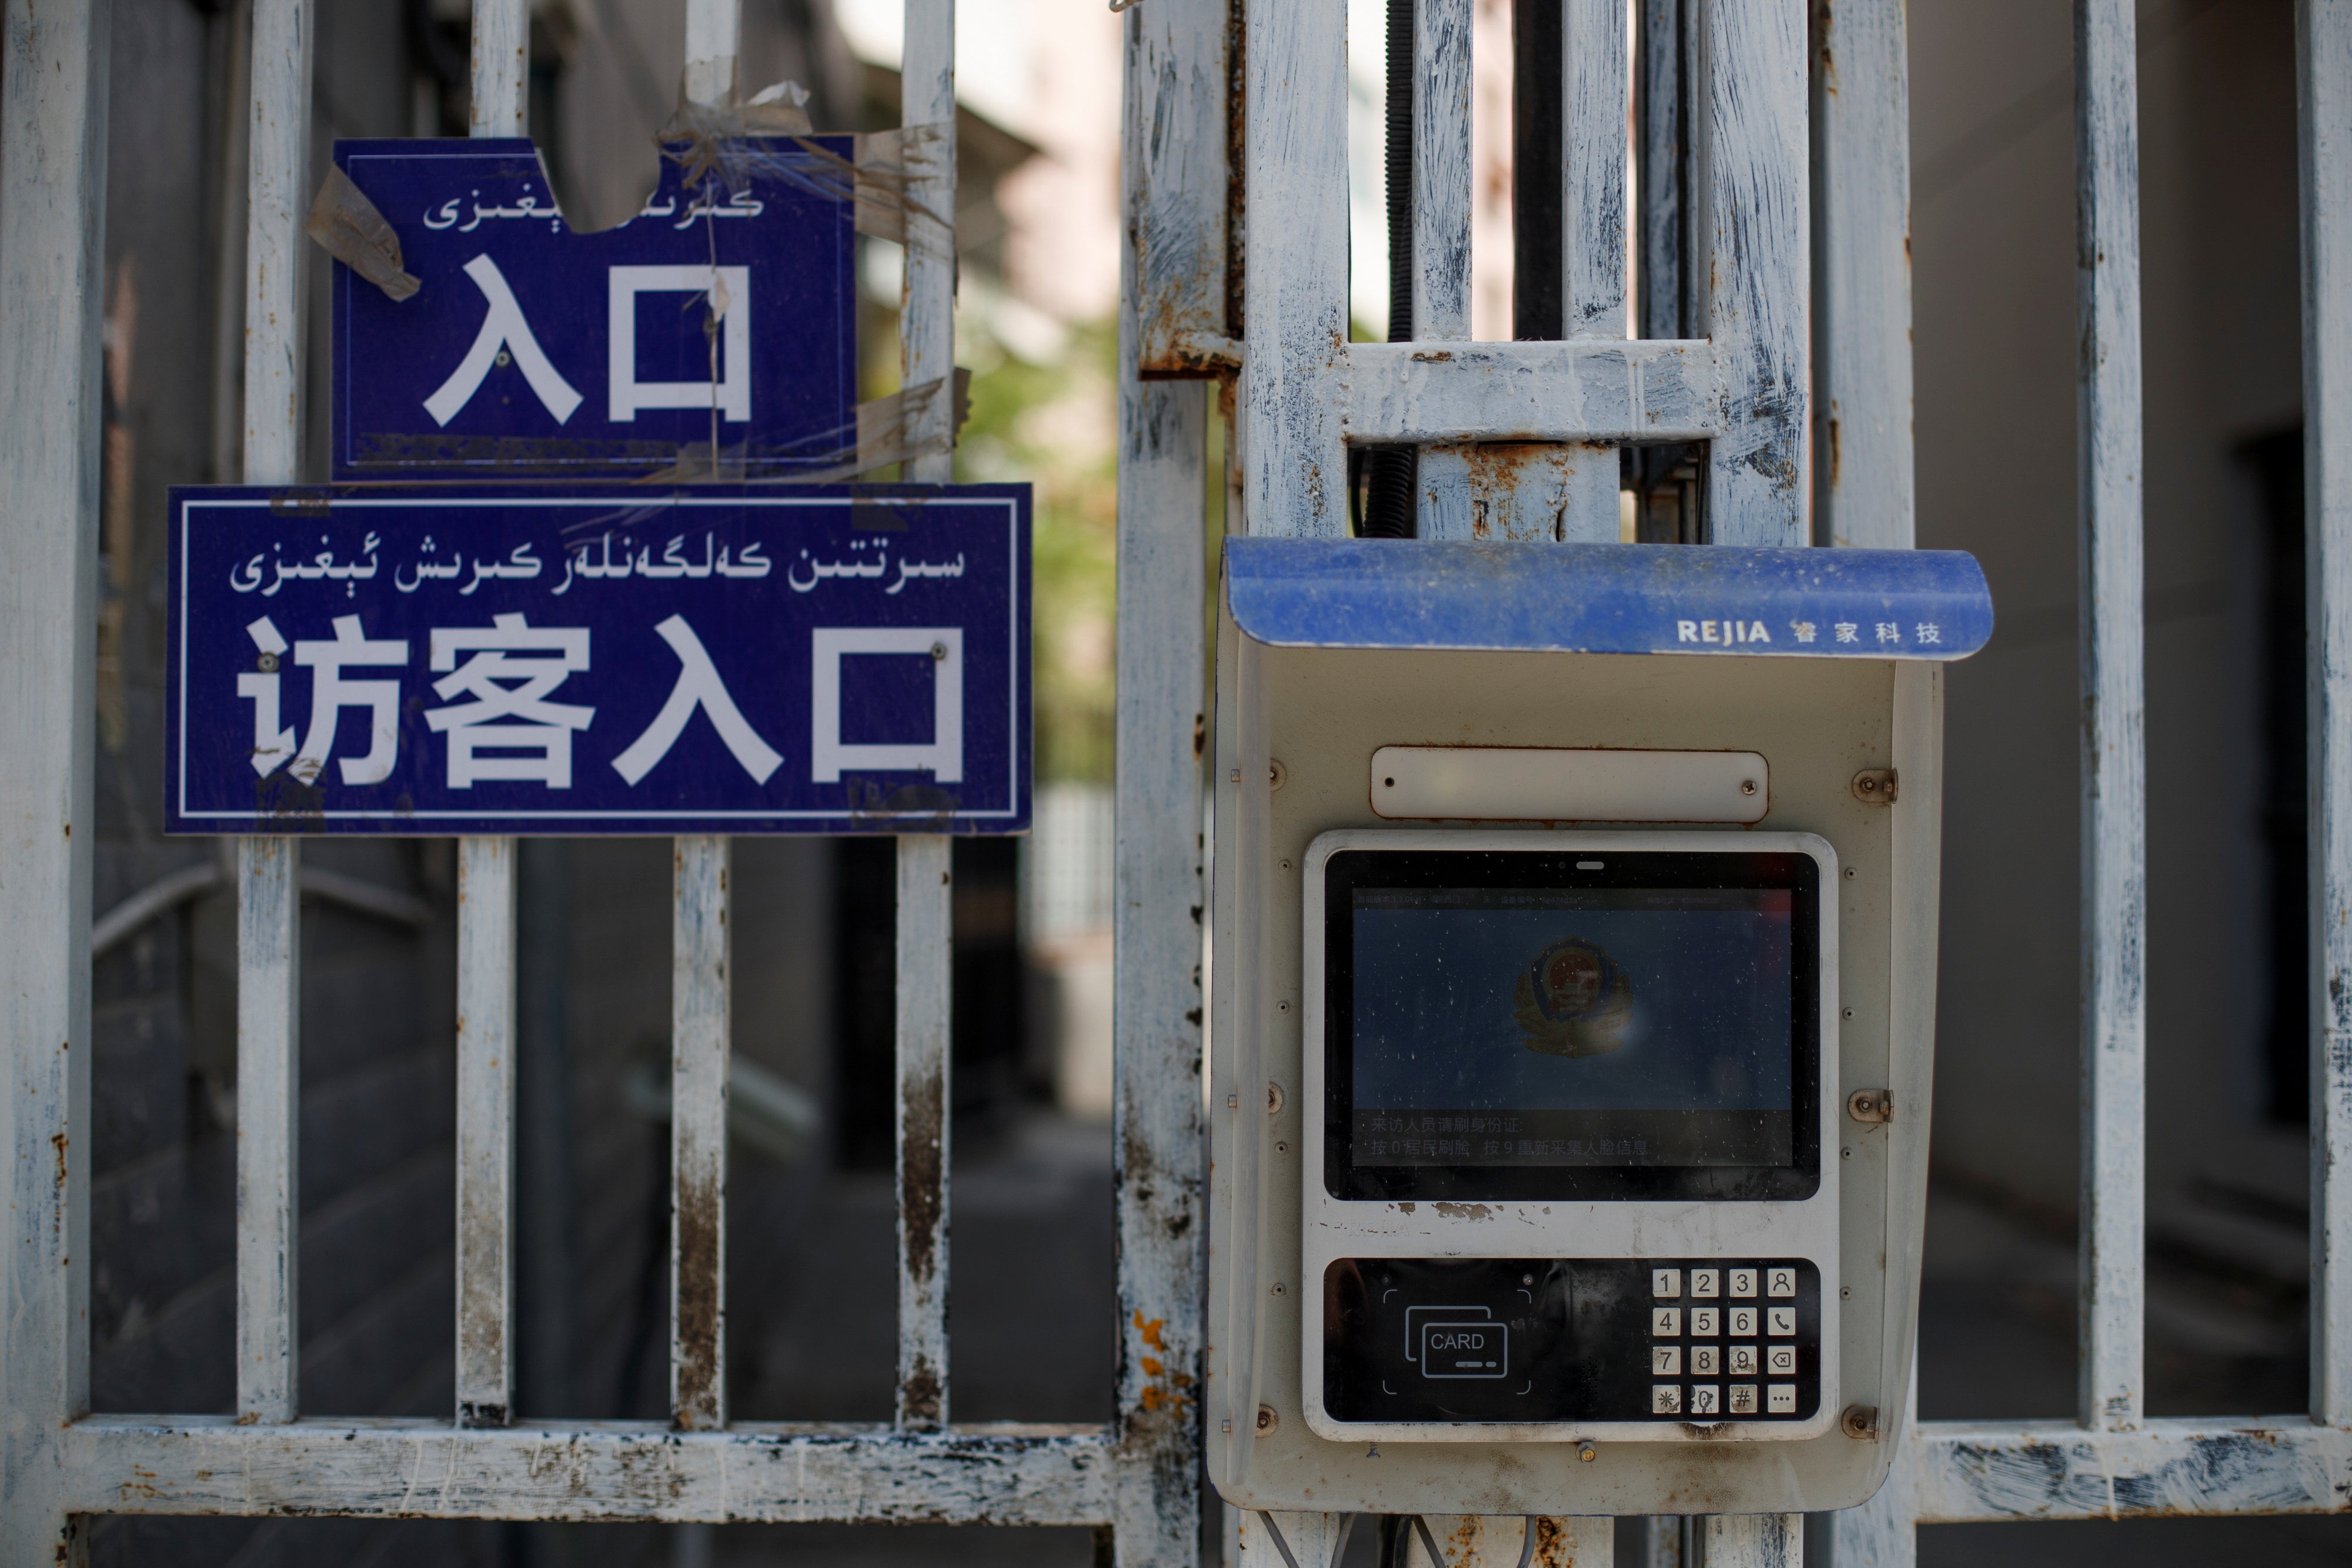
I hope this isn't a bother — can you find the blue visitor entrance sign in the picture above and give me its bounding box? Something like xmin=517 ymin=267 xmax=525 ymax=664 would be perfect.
xmin=329 ymin=138 xmax=856 ymax=480
xmin=165 ymin=484 xmax=1030 ymax=835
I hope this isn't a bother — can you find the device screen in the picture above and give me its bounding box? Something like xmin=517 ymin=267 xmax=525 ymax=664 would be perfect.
xmin=1323 ymin=848 xmax=1820 ymax=1202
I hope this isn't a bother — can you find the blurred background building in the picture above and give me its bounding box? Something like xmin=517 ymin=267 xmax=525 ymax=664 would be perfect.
xmin=74 ymin=0 xmax=2351 ymax=1563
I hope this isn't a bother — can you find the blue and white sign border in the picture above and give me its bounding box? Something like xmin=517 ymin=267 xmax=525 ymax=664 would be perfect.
xmin=168 ymin=488 xmax=1028 ymax=834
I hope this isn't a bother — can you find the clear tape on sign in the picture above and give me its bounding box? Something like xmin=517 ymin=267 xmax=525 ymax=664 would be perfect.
xmin=303 ymin=165 xmax=420 ymax=302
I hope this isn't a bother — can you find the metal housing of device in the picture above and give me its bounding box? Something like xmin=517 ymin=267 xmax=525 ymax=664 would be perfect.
xmin=1207 ymin=538 xmax=1990 ymax=1517
xmin=1298 ymin=827 xmax=1842 ymax=1445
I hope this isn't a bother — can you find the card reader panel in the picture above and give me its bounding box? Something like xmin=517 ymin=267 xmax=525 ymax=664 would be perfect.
xmin=1322 ymin=1256 xmax=1822 ymax=1427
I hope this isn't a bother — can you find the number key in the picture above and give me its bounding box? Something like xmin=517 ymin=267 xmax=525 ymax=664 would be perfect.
xmin=1652 ymin=1307 xmax=1682 ymax=1336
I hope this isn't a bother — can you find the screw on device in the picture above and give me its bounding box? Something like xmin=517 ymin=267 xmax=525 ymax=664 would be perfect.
xmin=1851 ymin=768 xmax=1899 ymax=804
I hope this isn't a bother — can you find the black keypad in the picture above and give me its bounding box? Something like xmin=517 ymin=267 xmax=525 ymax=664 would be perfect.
xmin=1322 ymin=1256 xmax=1822 ymax=1425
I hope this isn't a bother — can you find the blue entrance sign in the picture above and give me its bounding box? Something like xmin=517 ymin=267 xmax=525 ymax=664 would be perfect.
xmin=329 ymin=138 xmax=854 ymax=480
xmin=166 ymin=484 xmax=1030 ymax=835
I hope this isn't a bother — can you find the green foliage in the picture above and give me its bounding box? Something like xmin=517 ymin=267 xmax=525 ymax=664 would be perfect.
xmin=956 ymin=317 xmax=1120 ymax=784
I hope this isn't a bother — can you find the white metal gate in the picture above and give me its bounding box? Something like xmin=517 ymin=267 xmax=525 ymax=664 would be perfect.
xmin=1 ymin=0 xmax=1201 ymax=1560
xmin=11 ymin=0 xmax=2352 ymax=1562
xmin=1123 ymin=0 xmax=2352 ymax=1561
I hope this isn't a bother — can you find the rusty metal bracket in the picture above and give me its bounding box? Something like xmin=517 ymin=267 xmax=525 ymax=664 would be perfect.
xmin=1847 ymin=1088 xmax=1893 ymax=1124
xmin=1842 ymin=1404 xmax=1882 ymax=1440
xmin=1851 ymin=767 xmax=1899 ymax=804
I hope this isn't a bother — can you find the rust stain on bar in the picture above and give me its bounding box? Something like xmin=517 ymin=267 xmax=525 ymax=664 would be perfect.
xmin=898 ymin=1358 xmax=944 ymax=1430
xmin=900 ymin=1073 xmax=945 ymax=1290
xmin=673 ymin=1165 xmax=724 ymax=1429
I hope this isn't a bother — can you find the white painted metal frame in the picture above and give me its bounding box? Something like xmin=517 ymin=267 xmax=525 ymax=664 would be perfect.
xmin=1218 ymin=0 xmax=2352 ymax=1557
xmin=236 ymin=0 xmax=315 ymax=1434
xmin=1239 ymin=0 xmax=1805 ymax=547
xmin=1825 ymin=0 xmax=2352 ymax=1559
xmin=1228 ymin=0 xmax=1809 ymax=1557
xmin=455 ymin=1 xmax=527 ymax=1437
xmin=21 ymin=0 xmax=2352 ymax=1555
xmin=0 ymin=0 xmax=1203 ymax=1556
xmin=0 ymin=0 xmax=108 ymax=1558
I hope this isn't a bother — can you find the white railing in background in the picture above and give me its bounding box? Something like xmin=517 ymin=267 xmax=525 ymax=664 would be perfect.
xmin=1829 ymin=0 xmax=2352 ymax=1560
xmin=0 ymin=0 xmax=1202 ymax=1559
xmin=233 ymin=0 xmax=313 ymax=1435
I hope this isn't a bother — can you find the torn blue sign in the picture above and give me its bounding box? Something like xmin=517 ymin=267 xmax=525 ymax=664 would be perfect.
xmin=329 ymin=138 xmax=855 ymax=480
xmin=166 ymin=484 xmax=1030 ymax=834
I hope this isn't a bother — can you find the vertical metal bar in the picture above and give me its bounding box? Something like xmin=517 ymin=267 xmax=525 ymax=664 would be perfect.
xmin=1815 ymin=1 xmax=1925 ymax=1551
xmin=1563 ymin=0 xmax=1628 ymax=339
xmin=1112 ymin=6 xmax=1210 ymax=1553
xmin=236 ymin=0 xmax=315 ymax=1428
xmin=1413 ymin=0 xmax=1472 ymax=340
xmin=894 ymin=835 xmax=953 ymax=1430
xmin=1703 ymin=1514 xmax=1801 ymax=1568
xmin=1638 ymin=0 xmax=1683 ymax=343
xmin=1696 ymin=0 xmax=1809 ymax=544
xmin=1413 ymin=0 xmax=1476 ymax=537
xmin=236 ymin=838 xmax=302 ymax=1423
xmin=684 ymin=0 xmax=742 ymax=110
xmin=663 ymin=0 xmax=740 ymax=1440
xmin=1242 ymin=0 xmax=1351 ymax=537
xmin=243 ymin=0 xmax=312 ymax=487
xmin=1125 ymin=0 xmax=1233 ymax=375
xmin=1555 ymin=0 xmax=1632 ymax=541
xmin=893 ymin=0 xmax=958 ymax=1436
xmin=452 ymin=0 xmax=528 ymax=1433
xmin=670 ymin=835 xmax=730 ymax=1429
xmin=1633 ymin=0 xmax=1690 ymax=545
xmin=0 ymin=0 xmax=108 ymax=1558
xmin=1812 ymin=0 xmax=1915 ymax=550
xmin=455 ymin=837 xmax=517 ymax=1426
xmin=2303 ymin=0 xmax=2352 ymax=1427
xmin=901 ymin=0 xmax=957 ymax=484
xmin=469 ymin=0 xmax=527 ymax=135
xmin=2073 ymin=0 xmax=2146 ymax=1435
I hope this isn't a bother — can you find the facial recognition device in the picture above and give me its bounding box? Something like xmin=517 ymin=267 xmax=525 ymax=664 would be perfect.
xmin=1206 ymin=539 xmax=1992 ymax=1517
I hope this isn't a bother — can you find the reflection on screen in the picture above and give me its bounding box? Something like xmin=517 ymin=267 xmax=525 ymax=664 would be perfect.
xmin=1350 ymin=888 xmax=1795 ymax=1168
